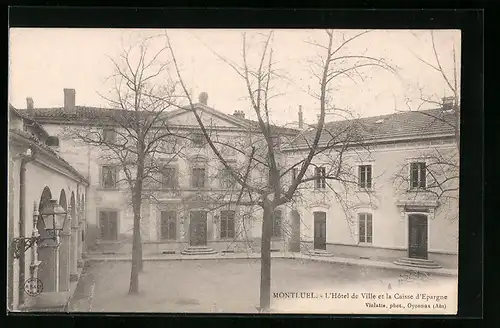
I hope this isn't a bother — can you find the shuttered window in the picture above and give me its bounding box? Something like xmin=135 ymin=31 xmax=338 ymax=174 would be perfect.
xmin=160 ymin=211 xmax=177 ymax=240
xmin=410 ymin=162 xmax=426 ymax=189
xmin=220 ymin=210 xmax=235 ymax=239
xmin=358 ymin=213 xmax=373 ymax=244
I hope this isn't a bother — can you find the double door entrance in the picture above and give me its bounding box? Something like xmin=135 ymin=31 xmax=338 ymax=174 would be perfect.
xmin=190 ymin=211 xmax=207 ymax=246
xmin=313 ymin=212 xmax=327 ymax=250
xmin=408 ymin=214 xmax=428 ymax=259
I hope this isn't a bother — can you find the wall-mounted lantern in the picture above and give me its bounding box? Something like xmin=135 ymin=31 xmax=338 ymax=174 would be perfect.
xmin=12 ymin=199 xmax=68 ymax=259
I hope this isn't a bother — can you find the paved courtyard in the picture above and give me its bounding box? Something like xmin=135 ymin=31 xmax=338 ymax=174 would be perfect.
xmin=84 ymin=258 xmax=457 ymax=313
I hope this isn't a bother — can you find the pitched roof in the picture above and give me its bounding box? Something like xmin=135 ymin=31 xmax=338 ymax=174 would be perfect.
xmin=18 ymin=103 xmax=299 ymax=135
xmin=286 ymin=108 xmax=457 ymax=150
xmin=9 ymin=128 xmax=89 ymax=183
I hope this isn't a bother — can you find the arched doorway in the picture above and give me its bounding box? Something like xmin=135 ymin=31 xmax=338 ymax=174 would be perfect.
xmin=59 ymin=189 xmax=67 ymax=211
xmin=37 ymin=186 xmax=58 ymax=293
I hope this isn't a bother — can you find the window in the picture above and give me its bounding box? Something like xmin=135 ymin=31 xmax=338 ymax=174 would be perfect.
xmin=220 ymin=210 xmax=235 ymax=239
xmin=315 ymin=166 xmax=326 ymax=189
xmin=358 ymin=165 xmax=372 ymax=189
xmin=358 ymin=213 xmax=373 ymax=244
xmin=410 ymin=162 xmax=427 ymax=189
xmin=103 ymin=128 xmax=116 ymax=143
xmin=192 ymin=167 xmax=206 ymax=188
xmin=101 ymin=165 xmax=117 ymax=189
xmin=272 ymin=210 xmax=282 ymax=237
xmin=99 ymin=210 xmax=118 ymax=241
xmin=220 ymin=169 xmax=235 ymax=189
xmin=160 ymin=211 xmax=177 ymax=240
xmin=192 ymin=133 xmax=206 ymax=147
xmin=161 ymin=167 xmax=177 ymax=189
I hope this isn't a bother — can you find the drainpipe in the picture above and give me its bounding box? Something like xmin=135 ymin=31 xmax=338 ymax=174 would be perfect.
xmin=17 ymin=148 xmax=35 ymax=307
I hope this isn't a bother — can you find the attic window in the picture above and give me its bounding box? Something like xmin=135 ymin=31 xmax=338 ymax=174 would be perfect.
xmin=46 ymin=136 xmax=60 ymax=147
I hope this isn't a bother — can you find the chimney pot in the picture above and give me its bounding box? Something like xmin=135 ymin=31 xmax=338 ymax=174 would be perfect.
xmin=199 ymin=92 xmax=208 ymax=105
xmin=442 ymin=96 xmax=454 ymax=111
xmin=233 ymin=110 xmax=245 ymax=119
xmin=64 ymin=88 xmax=76 ymax=111
xmin=26 ymin=97 xmax=34 ymax=112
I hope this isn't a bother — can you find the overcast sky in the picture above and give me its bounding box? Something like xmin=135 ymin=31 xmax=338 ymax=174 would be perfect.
xmin=9 ymin=28 xmax=460 ymax=126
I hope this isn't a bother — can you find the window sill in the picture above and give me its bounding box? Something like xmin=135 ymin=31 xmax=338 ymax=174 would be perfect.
xmin=406 ymin=188 xmax=428 ymax=192
xmin=356 ymin=188 xmax=374 ymax=193
xmin=357 ymin=242 xmax=374 ymax=247
xmin=96 ymin=187 xmax=119 ymax=191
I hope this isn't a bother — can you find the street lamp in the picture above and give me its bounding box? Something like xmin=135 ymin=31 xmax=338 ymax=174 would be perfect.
xmin=12 ymin=199 xmax=68 ymax=259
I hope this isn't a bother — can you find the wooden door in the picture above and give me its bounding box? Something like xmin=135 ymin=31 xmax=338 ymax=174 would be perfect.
xmin=190 ymin=211 xmax=207 ymax=246
xmin=408 ymin=214 xmax=428 ymax=259
xmin=313 ymin=212 xmax=327 ymax=250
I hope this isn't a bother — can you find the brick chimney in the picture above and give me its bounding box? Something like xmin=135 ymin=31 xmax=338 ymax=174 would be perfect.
xmin=199 ymin=92 xmax=208 ymax=105
xmin=298 ymin=105 xmax=303 ymax=129
xmin=26 ymin=97 xmax=34 ymax=112
xmin=442 ymin=96 xmax=455 ymax=111
xmin=233 ymin=110 xmax=245 ymax=120
xmin=64 ymin=88 xmax=76 ymax=111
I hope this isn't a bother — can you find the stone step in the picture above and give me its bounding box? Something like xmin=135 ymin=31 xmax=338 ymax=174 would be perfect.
xmin=395 ymin=258 xmax=441 ymax=266
xmin=180 ymin=247 xmax=218 ymax=255
xmin=397 ymin=257 xmax=437 ymax=263
xmin=393 ymin=258 xmax=442 ymax=269
xmin=311 ymin=250 xmax=334 ymax=257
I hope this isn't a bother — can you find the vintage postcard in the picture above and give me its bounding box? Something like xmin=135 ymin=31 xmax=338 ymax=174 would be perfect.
xmin=8 ymin=28 xmax=459 ymax=314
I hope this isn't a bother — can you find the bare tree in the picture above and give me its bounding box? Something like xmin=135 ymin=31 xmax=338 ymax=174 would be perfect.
xmin=393 ymin=30 xmax=460 ymax=217
xmin=166 ymin=29 xmax=395 ymax=312
xmin=61 ymin=37 xmax=186 ymax=294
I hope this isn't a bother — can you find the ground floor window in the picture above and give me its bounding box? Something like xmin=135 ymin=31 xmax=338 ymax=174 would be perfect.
xmin=99 ymin=210 xmax=118 ymax=241
xmin=220 ymin=210 xmax=235 ymax=239
xmin=358 ymin=213 xmax=373 ymax=244
xmin=161 ymin=211 xmax=177 ymax=240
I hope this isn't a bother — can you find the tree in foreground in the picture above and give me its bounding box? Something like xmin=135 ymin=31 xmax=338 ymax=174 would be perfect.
xmin=393 ymin=30 xmax=460 ymax=220
xmin=62 ymin=36 xmax=185 ymax=294
xmin=166 ymin=29 xmax=395 ymax=311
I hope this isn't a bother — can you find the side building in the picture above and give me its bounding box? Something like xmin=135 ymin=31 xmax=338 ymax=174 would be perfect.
xmin=281 ymin=104 xmax=459 ymax=269
xmin=8 ymin=104 xmax=89 ymax=311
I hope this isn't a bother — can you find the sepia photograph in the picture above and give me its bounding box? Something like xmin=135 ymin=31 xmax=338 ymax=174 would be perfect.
xmin=8 ymin=28 xmax=460 ymax=314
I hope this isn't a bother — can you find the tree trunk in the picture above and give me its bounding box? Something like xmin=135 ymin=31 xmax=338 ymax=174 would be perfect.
xmin=259 ymin=204 xmax=273 ymax=312
xmin=128 ymin=207 xmax=141 ymax=294
xmin=138 ymin=235 xmax=143 ymax=272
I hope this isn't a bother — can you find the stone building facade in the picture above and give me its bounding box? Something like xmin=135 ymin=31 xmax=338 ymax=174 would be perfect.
xmin=15 ymin=89 xmax=459 ymax=270
xmin=8 ymin=105 xmax=89 ymax=311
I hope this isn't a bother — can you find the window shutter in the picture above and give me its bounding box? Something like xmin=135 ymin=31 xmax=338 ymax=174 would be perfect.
xmin=410 ymin=163 xmax=418 ymax=188
xmin=358 ymin=166 xmax=364 ymax=188
xmin=419 ymin=163 xmax=426 ymax=188
xmin=366 ymin=214 xmax=373 ymax=243
xmin=366 ymin=166 xmax=372 ymax=189
xmin=358 ymin=214 xmax=365 ymax=243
